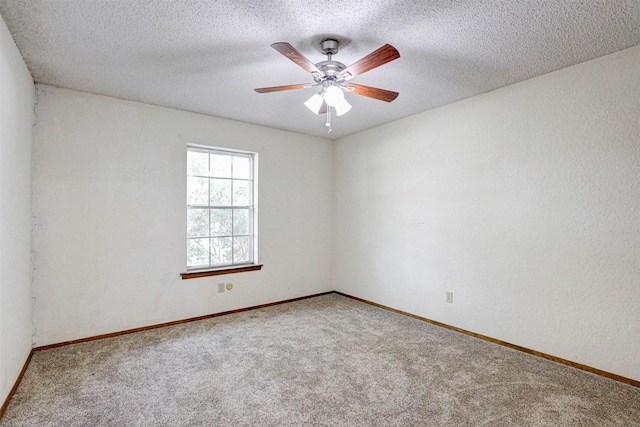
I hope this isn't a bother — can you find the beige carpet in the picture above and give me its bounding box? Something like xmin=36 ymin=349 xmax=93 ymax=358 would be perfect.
xmin=2 ymin=293 xmax=639 ymax=426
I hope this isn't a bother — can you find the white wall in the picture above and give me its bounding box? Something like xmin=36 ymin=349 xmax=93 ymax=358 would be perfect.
xmin=32 ymin=86 xmax=333 ymax=346
xmin=334 ymin=45 xmax=640 ymax=381
xmin=0 ymin=15 xmax=34 ymax=402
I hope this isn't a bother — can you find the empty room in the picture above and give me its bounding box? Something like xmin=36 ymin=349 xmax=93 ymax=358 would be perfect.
xmin=1 ymin=1 xmax=639 ymax=425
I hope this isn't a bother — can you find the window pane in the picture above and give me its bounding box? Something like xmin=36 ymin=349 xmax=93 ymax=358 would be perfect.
xmin=187 ymin=177 xmax=209 ymax=205
xmin=187 ymin=150 xmax=209 ymax=176
xmin=187 ymin=208 xmax=209 ymax=238
xmin=210 ymin=179 xmax=231 ymax=206
xmin=233 ymin=180 xmax=250 ymax=206
xmin=233 ymin=209 xmax=249 ymax=235
xmin=187 ymin=238 xmax=210 ymax=267
xmin=211 ymin=209 xmax=232 ymax=236
xmin=210 ymin=154 xmax=232 ymax=178
xmin=232 ymin=156 xmax=251 ymax=179
xmin=233 ymin=236 xmax=250 ymax=263
xmin=211 ymin=237 xmax=232 ymax=265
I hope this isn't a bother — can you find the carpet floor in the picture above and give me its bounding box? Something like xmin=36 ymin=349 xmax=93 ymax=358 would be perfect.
xmin=2 ymin=293 xmax=639 ymax=426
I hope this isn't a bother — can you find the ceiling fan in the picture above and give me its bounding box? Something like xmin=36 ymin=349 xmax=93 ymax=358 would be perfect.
xmin=255 ymin=39 xmax=400 ymax=133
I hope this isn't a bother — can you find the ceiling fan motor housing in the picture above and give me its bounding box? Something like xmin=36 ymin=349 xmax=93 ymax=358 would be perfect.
xmin=315 ymin=60 xmax=346 ymax=77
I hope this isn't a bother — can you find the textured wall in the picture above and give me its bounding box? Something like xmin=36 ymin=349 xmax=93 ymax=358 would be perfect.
xmin=0 ymin=15 xmax=34 ymax=403
xmin=334 ymin=45 xmax=640 ymax=381
xmin=32 ymin=86 xmax=333 ymax=346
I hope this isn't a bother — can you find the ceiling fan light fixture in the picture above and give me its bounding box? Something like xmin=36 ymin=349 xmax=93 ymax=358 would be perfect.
xmin=304 ymin=93 xmax=324 ymax=114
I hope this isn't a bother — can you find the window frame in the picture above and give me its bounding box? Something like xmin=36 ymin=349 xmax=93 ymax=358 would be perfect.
xmin=184 ymin=144 xmax=259 ymax=276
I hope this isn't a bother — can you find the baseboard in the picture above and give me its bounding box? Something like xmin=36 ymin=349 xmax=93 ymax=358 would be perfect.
xmin=0 ymin=349 xmax=34 ymax=420
xmin=35 ymin=291 xmax=334 ymax=351
xmin=335 ymin=291 xmax=640 ymax=388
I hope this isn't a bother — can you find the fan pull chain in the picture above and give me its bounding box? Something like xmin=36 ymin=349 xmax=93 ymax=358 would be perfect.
xmin=326 ymin=107 xmax=332 ymax=134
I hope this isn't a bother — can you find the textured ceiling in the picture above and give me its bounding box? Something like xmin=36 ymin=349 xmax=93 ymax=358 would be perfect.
xmin=1 ymin=1 xmax=640 ymax=140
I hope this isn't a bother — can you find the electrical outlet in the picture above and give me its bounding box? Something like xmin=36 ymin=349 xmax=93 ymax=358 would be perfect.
xmin=446 ymin=292 xmax=453 ymax=304
xmin=226 ymin=282 xmax=233 ymax=290
xmin=218 ymin=283 xmax=225 ymax=293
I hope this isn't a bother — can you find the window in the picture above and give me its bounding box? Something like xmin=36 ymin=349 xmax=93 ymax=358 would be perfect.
xmin=186 ymin=146 xmax=257 ymax=271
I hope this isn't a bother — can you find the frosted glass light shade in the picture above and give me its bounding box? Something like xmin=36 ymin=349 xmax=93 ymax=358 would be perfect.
xmin=304 ymin=93 xmax=324 ymax=114
xmin=334 ymin=98 xmax=352 ymax=116
xmin=323 ymin=85 xmax=344 ymax=107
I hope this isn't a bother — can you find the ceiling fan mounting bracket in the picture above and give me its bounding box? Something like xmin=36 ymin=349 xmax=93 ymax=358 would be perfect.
xmin=320 ymin=39 xmax=339 ymax=56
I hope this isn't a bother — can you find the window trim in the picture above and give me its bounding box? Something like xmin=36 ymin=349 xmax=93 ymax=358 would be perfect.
xmin=185 ymin=144 xmax=258 ymax=273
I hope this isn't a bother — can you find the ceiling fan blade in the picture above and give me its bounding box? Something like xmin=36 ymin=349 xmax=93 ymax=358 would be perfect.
xmin=347 ymin=84 xmax=399 ymax=102
xmin=338 ymin=44 xmax=400 ymax=80
xmin=254 ymin=83 xmax=310 ymax=93
xmin=271 ymin=42 xmax=321 ymax=75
